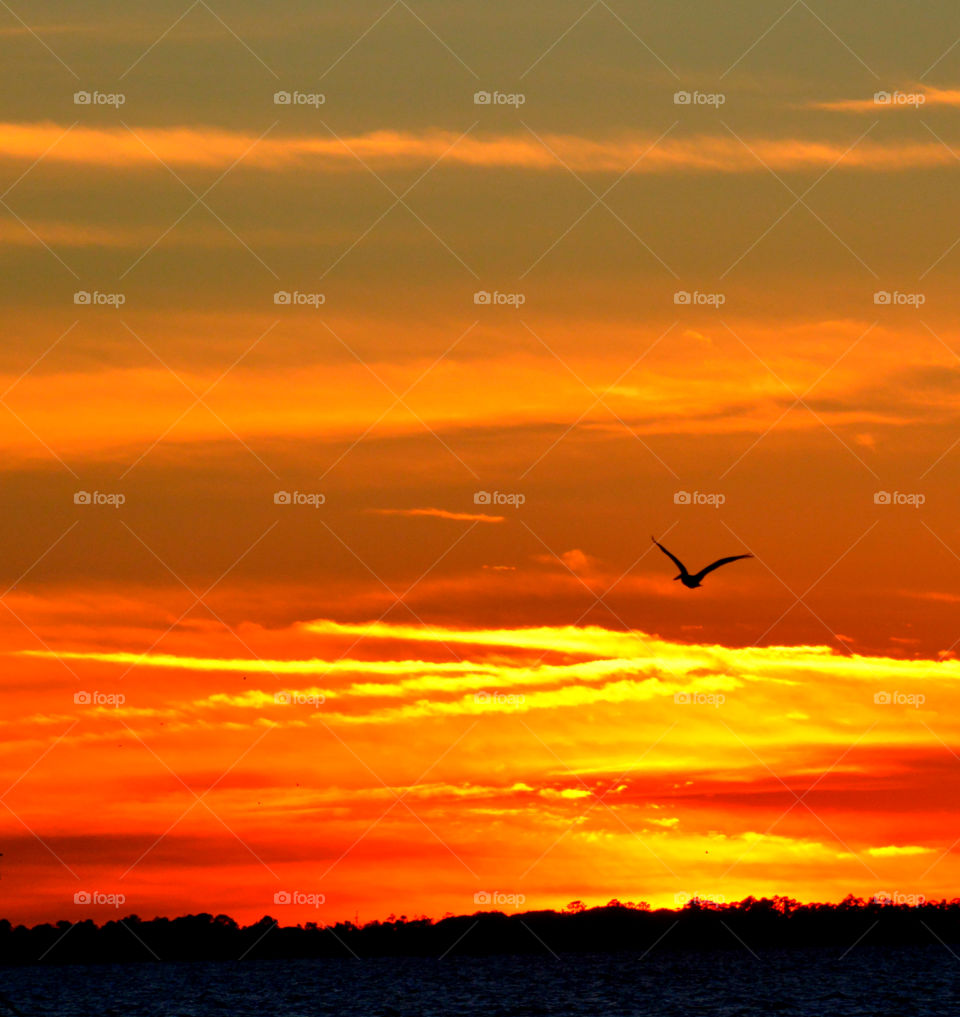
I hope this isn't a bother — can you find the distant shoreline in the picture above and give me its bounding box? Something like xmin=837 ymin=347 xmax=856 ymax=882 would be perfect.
xmin=2 ymin=896 xmax=960 ymax=966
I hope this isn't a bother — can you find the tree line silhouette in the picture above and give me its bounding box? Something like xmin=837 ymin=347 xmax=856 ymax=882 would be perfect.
xmin=2 ymin=896 xmax=960 ymax=966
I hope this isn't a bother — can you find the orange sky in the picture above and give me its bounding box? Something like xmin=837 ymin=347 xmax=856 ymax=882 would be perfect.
xmin=3 ymin=610 xmax=958 ymax=924
xmin=2 ymin=2 xmax=960 ymax=927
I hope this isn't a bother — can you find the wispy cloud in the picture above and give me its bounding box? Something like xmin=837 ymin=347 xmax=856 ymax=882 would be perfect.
xmin=368 ymin=507 xmax=504 ymax=523
xmin=9 ymin=615 xmax=960 ymax=919
xmin=811 ymin=84 xmax=960 ymax=112
xmin=0 ymin=123 xmax=955 ymax=175
xmin=866 ymin=845 xmax=934 ymax=857
xmin=24 ymin=618 xmax=960 ymax=692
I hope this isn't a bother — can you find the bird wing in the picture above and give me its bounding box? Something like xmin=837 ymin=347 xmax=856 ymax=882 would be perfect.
xmin=694 ymin=553 xmax=753 ymax=580
xmin=651 ymin=537 xmax=687 ymax=575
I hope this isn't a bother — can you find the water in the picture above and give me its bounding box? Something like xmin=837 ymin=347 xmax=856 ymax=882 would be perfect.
xmin=0 ymin=945 xmax=955 ymax=1016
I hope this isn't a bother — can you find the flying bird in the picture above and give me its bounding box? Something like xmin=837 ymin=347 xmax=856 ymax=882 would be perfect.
xmin=651 ymin=537 xmax=752 ymax=589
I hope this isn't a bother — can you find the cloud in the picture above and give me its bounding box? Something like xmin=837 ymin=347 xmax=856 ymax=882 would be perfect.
xmin=0 ymin=317 xmax=953 ymax=466
xmin=0 ymin=218 xmax=343 ymax=250
xmin=550 ymin=549 xmax=599 ymax=573
xmin=368 ymin=507 xmax=504 ymax=523
xmin=866 ymin=844 xmax=934 ymax=857
xmin=0 ymin=122 xmax=955 ymax=176
xmin=20 ymin=618 xmax=959 ymax=726
xmin=812 ymin=85 xmax=960 ymax=112
xmin=17 ymin=648 xmax=507 ymax=677
xmin=10 ymin=614 xmax=960 ymax=922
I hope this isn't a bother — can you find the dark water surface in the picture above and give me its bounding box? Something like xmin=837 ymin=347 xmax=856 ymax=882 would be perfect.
xmin=1 ymin=945 xmax=956 ymax=1016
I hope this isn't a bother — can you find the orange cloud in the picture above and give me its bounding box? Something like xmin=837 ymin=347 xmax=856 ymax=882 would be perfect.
xmin=812 ymin=84 xmax=960 ymax=112
xmin=0 ymin=122 xmax=954 ymax=175
xmin=0 ymin=312 xmax=953 ymax=470
xmin=368 ymin=507 xmax=504 ymax=523
xmin=4 ymin=610 xmax=960 ymax=925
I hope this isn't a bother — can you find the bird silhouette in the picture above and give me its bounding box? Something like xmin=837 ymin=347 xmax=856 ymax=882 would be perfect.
xmin=651 ymin=537 xmax=752 ymax=588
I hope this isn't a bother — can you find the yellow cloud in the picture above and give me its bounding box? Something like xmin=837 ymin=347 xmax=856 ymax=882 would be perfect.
xmin=866 ymin=845 xmax=934 ymax=857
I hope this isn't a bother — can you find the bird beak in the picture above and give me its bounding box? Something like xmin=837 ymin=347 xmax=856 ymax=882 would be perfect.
xmin=673 ymin=576 xmax=681 ymax=581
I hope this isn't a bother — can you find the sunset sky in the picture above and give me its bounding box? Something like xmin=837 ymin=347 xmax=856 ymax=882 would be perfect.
xmin=3 ymin=1 xmax=960 ymax=928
